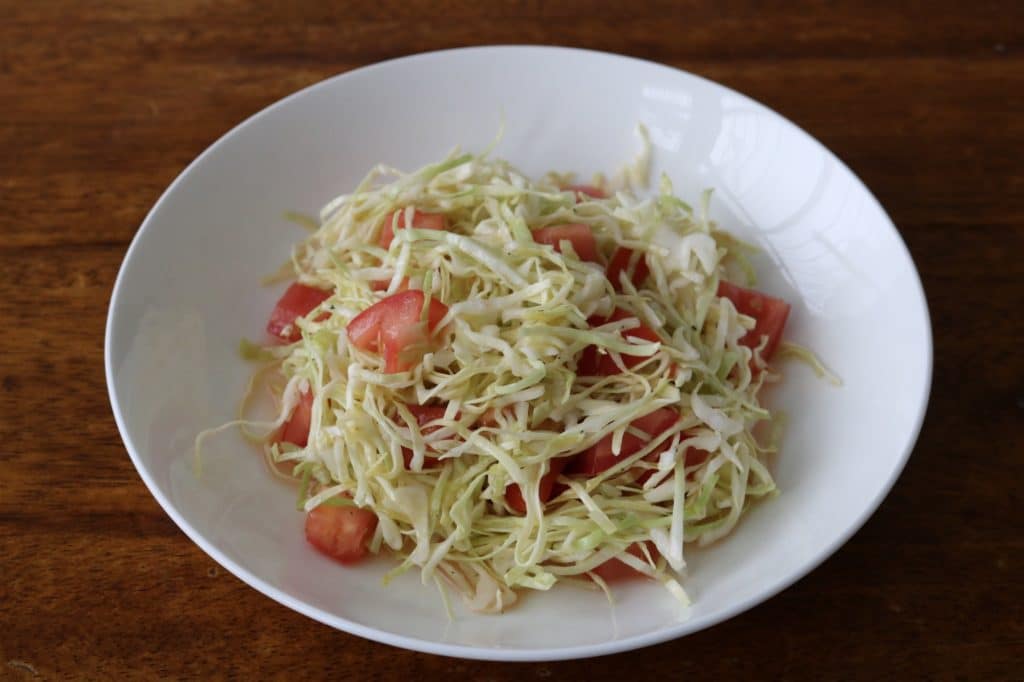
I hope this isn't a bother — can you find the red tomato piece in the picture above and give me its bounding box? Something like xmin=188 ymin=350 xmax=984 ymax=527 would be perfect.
xmin=634 ymin=432 xmax=713 ymax=485
xmin=304 ymin=504 xmax=378 ymax=565
xmin=717 ymin=281 xmax=791 ymax=360
xmin=531 ymin=223 xmax=600 ymax=262
xmin=277 ymin=390 xmax=313 ymax=447
xmin=592 ymin=543 xmax=651 ymax=581
xmin=631 ymin=408 xmax=681 ymax=438
xmin=506 ymin=456 xmax=569 ymax=514
xmin=686 ymin=447 xmax=710 ymax=469
xmin=406 ymin=404 xmax=449 ymax=426
xmin=565 ymin=184 xmax=607 ymax=200
xmin=400 ymin=404 xmax=448 ymax=469
xmin=606 ymin=247 xmax=650 ymax=291
xmin=401 ymin=450 xmax=440 ymax=469
xmin=267 ymin=283 xmax=331 ymax=342
xmin=370 ymin=276 xmax=411 ymax=293
xmin=571 ymin=407 xmax=678 ymax=477
xmin=577 ymin=345 xmax=600 ymax=376
xmin=475 ymin=407 xmax=505 ymax=428
xmin=346 ymin=290 xmax=449 ymax=373
xmin=579 ymin=309 xmax=662 ymax=376
xmin=378 ymin=209 xmax=448 ymax=249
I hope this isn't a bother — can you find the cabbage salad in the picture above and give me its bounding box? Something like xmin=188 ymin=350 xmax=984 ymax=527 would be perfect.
xmin=215 ymin=135 xmax=796 ymax=613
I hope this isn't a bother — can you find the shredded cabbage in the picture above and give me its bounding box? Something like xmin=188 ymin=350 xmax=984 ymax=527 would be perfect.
xmin=209 ymin=134 xmax=798 ymax=614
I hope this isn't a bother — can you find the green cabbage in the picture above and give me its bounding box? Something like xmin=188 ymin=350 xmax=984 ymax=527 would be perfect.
xmin=213 ymin=133 xmax=792 ymax=613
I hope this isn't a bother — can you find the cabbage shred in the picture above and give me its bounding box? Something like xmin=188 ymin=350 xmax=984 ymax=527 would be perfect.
xmin=246 ymin=147 xmax=781 ymax=613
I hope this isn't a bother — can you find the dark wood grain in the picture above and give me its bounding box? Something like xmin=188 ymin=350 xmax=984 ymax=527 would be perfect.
xmin=2 ymin=1 xmax=1021 ymax=679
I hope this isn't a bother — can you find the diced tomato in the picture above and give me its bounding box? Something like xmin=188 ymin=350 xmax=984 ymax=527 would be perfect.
xmin=577 ymin=345 xmax=600 ymax=376
xmin=402 ymin=450 xmax=439 ymax=469
xmin=634 ymin=431 xmax=712 ymax=485
xmin=531 ymin=223 xmax=600 ymax=262
xmin=565 ymin=184 xmax=606 ymax=200
xmin=631 ymin=408 xmax=681 ymax=439
xmin=506 ymin=456 xmax=569 ymax=514
xmin=267 ymin=283 xmax=331 ymax=342
xmin=717 ymin=281 xmax=791 ymax=360
xmin=639 ymin=434 xmax=712 ymax=483
xmin=571 ymin=407 xmax=678 ymax=477
xmin=378 ymin=209 xmax=448 ymax=249
xmin=606 ymin=247 xmax=650 ymax=291
xmin=346 ymin=290 xmax=449 ymax=373
xmin=400 ymin=404 xmax=448 ymax=469
xmin=579 ymin=308 xmax=662 ymax=376
xmin=370 ymin=276 xmax=411 ymax=292
xmin=304 ymin=504 xmax=378 ymax=565
xmin=475 ymin=407 xmax=504 ymax=428
xmin=405 ymin=404 xmax=449 ymax=426
xmin=277 ymin=390 xmax=313 ymax=447
xmin=602 ymin=309 xmax=661 ymax=345
xmin=686 ymin=447 xmax=710 ymax=469
xmin=592 ymin=543 xmax=651 ymax=581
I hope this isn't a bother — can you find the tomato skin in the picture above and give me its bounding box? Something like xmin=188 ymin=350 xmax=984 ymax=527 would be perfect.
xmin=565 ymin=184 xmax=606 ymax=200
xmin=305 ymin=504 xmax=378 ymax=564
xmin=405 ymin=404 xmax=449 ymax=426
xmin=531 ymin=223 xmax=600 ymax=262
xmin=378 ymin=209 xmax=448 ymax=249
xmin=400 ymin=404 xmax=448 ymax=469
xmin=571 ymin=407 xmax=679 ymax=477
xmin=716 ymin=281 xmax=791 ymax=360
xmin=686 ymin=447 xmax=710 ymax=469
xmin=475 ymin=408 xmax=504 ymax=428
xmin=577 ymin=345 xmax=600 ymax=376
xmin=575 ymin=429 xmax=645 ymax=477
xmin=607 ymin=247 xmax=650 ymax=291
xmin=370 ymin=277 xmax=410 ymax=293
xmin=634 ymin=441 xmax=711 ymax=485
xmin=346 ymin=290 xmax=449 ymax=373
xmin=579 ymin=309 xmax=662 ymax=376
xmin=277 ymin=390 xmax=313 ymax=447
xmin=592 ymin=543 xmax=651 ymax=581
xmin=505 ymin=456 xmax=569 ymax=514
xmin=571 ymin=407 xmax=711 ymax=484
xmin=267 ymin=283 xmax=331 ymax=342
xmin=399 ymin=448 xmax=440 ymax=471
xmin=401 ymin=450 xmax=441 ymax=469
xmin=631 ymin=409 xmax=681 ymax=441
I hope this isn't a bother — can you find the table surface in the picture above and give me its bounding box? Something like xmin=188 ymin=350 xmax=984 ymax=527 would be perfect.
xmin=2 ymin=1 xmax=1022 ymax=679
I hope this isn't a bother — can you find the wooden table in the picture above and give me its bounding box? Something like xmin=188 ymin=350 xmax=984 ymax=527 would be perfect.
xmin=2 ymin=2 xmax=1021 ymax=678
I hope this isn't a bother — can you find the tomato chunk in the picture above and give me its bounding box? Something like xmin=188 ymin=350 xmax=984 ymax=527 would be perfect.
xmin=267 ymin=283 xmax=331 ymax=342
xmin=346 ymin=290 xmax=449 ymax=373
xmin=277 ymin=390 xmax=313 ymax=447
xmin=607 ymin=247 xmax=650 ymax=291
xmin=305 ymin=504 xmax=378 ymax=565
xmin=400 ymin=404 xmax=448 ymax=469
xmin=571 ymin=407 xmax=678 ymax=477
xmin=370 ymin=276 xmax=410 ymax=293
xmin=506 ymin=456 xmax=569 ymax=514
xmin=378 ymin=209 xmax=447 ymax=249
xmin=565 ymin=184 xmax=606 ymax=200
xmin=686 ymin=447 xmax=710 ymax=469
xmin=717 ymin=281 xmax=791 ymax=361
xmin=475 ymin=407 xmax=505 ymax=428
xmin=592 ymin=543 xmax=651 ymax=581
xmin=402 ymin=450 xmax=439 ymax=469
xmin=531 ymin=223 xmax=599 ymax=262
xmin=578 ymin=308 xmax=662 ymax=376
xmin=405 ymin=404 xmax=449 ymax=426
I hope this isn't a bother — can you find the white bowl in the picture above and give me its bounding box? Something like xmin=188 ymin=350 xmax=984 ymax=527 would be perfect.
xmin=105 ymin=46 xmax=931 ymax=661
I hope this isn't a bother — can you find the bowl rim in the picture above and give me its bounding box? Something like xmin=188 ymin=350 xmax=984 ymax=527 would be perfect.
xmin=105 ymin=44 xmax=933 ymax=661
